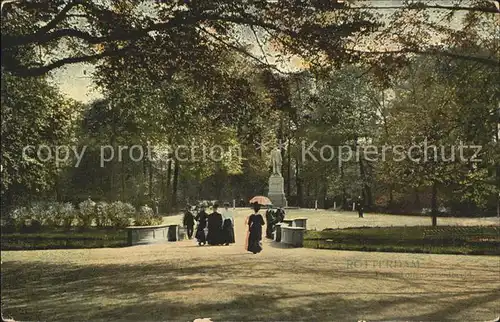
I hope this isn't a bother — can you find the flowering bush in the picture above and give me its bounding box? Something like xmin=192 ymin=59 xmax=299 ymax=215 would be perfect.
xmin=134 ymin=205 xmax=162 ymax=226
xmin=78 ymin=199 xmax=96 ymax=228
xmin=95 ymin=201 xmax=109 ymax=227
xmin=106 ymin=201 xmax=135 ymax=228
xmin=58 ymin=202 xmax=76 ymax=229
xmin=4 ymin=202 xmax=78 ymax=231
xmin=4 ymin=206 xmax=31 ymax=231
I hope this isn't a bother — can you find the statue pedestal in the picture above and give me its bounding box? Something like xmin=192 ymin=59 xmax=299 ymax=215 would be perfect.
xmin=268 ymin=174 xmax=287 ymax=207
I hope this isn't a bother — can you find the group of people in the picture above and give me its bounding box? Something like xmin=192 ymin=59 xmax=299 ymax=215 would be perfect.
xmin=182 ymin=201 xmax=286 ymax=254
xmin=183 ymin=203 xmax=235 ymax=246
xmin=265 ymin=206 xmax=286 ymax=239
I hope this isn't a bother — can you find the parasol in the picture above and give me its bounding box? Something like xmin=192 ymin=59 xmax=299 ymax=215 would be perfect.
xmin=249 ymin=196 xmax=272 ymax=206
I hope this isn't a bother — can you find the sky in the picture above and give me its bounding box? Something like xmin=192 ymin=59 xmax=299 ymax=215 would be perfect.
xmin=50 ymin=0 xmax=481 ymax=103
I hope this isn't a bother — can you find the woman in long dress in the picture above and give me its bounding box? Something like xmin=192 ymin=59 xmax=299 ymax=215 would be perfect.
xmin=207 ymin=204 xmax=223 ymax=245
xmin=246 ymin=202 xmax=265 ymax=254
xmin=221 ymin=202 xmax=235 ymax=245
xmin=195 ymin=205 xmax=208 ymax=246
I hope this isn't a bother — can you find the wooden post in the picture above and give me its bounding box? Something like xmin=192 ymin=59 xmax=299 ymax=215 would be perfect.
xmin=334 ymin=201 xmax=336 ymax=210
xmin=315 ymin=200 xmax=318 ymax=210
xmin=352 ymin=202 xmax=356 ymax=211
xmin=233 ymin=199 xmax=236 ymax=209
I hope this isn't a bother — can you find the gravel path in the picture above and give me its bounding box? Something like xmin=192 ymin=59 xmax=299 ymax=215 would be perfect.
xmin=2 ymin=210 xmax=499 ymax=321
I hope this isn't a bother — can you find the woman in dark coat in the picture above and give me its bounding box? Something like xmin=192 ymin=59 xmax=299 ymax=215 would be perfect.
xmin=195 ymin=205 xmax=208 ymax=246
xmin=246 ymin=202 xmax=265 ymax=254
xmin=207 ymin=204 xmax=223 ymax=245
xmin=183 ymin=205 xmax=195 ymax=239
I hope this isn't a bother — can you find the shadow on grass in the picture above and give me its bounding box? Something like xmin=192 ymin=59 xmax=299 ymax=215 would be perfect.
xmin=2 ymin=258 xmax=499 ymax=321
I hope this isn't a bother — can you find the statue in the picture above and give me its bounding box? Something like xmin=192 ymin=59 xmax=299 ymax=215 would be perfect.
xmin=270 ymin=147 xmax=282 ymax=176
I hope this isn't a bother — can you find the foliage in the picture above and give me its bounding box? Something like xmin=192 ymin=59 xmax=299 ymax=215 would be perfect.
xmin=105 ymin=201 xmax=135 ymax=228
xmin=304 ymin=226 xmax=500 ymax=255
xmin=77 ymin=199 xmax=96 ymax=228
xmin=134 ymin=205 xmax=162 ymax=226
xmin=3 ymin=202 xmax=77 ymax=232
xmin=94 ymin=201 xmax=109 ymax=227
xmin=58 ymin=202 xmax=77 ymax=228
xmin=1 ymin=72 xmax=81 ymax=206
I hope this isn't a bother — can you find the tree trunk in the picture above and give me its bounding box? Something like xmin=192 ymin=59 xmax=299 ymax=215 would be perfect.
xmin=165 ymin=159 xmax=172 ymax=210
xmin=160 ymin=161 xmax=164 ymax=202
xmin=121 ymin=157 xmax=126 ymax=201
xmin=54 ymin=174 xmax=61 ymax=202
xmin=414 ymin=187 xmax=421 ymax=209
xmin=109 ymin=136 xmax=116 ymax=201
xmin=295 ymin=157 xmax=303 ymax=207
xmin=340 ymin=164 xmax=347 ymax=209
xmin=388 ymin=184 xmax=394 ymax=208
xmin=358 ymin=150 xmax=373 ymax=209
xmin=172 ymin=160 xmax=179 ymax=210
xmin=287 ymin=135 xmax=291 ymax=196
xmin=215 ymin=163 xmax=223 ymax=201
xmin=496 ymin=122 xmax=500 ymax=218
xmin=322 ymin=180 xmax=328 ymax=209
xmin=148 ymin=156 xmax=153 ymax=199
xmin=431 ymin=181 xmax=438 ymax=226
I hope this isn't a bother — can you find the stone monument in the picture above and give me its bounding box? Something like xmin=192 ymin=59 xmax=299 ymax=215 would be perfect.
xmin=268 ymin=147 xmax=287 ymax=207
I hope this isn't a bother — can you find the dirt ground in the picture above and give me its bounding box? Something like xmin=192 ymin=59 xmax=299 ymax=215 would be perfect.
xmin=2 ymin=209 xmax=499 ymax=321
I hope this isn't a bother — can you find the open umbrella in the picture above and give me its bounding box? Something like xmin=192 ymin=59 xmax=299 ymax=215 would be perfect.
xmin=249 ymin=196 xmax=272 ymax=206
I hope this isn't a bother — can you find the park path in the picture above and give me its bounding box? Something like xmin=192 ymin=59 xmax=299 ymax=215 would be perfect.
xmin=2 ymin=210 xmax=499 ymax=321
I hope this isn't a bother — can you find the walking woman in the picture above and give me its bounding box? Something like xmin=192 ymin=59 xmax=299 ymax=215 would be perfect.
xmin=195 ymin=205 xmax=208 ymax=246
xmin=207 ymin=204 xmax=223 ymax=245
xmin=183 ymin=205 xmax=195 ymax=239
xmin=246 ymin=202 xmax=265 ymax=254
xmin=221 ymin=202 xmax=235 ymax=245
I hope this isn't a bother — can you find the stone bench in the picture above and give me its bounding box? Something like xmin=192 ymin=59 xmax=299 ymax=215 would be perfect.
xmin=126 ymin=224 xmax=179 ymax=246
xmin=281 ymin=226 xmax=306 ymax=247
xmin=292 ymin=217 xmax=307 ymax=230
xmin=167 ymin=224 xmax=180 ymax=241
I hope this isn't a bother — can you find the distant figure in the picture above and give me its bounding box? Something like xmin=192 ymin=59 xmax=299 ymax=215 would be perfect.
xmin=246 ymin=202 xmax=265 ymax=254
xmin=195 ymin=205 xmax=208 ymax=246
xmin=152 ymin=196 xmax=159 ymax=215
xmin=356 ymin=196 xmax=364 ymax=218
xmin=207 ymin=204 xmax=223 ymax=245
xmin=265 ymin=205 xmax=275 ymax=239
xmin=221 ymin=202 xmax=235 ymax=245
xmin=183 ymin=205 xmax=195 ymax=239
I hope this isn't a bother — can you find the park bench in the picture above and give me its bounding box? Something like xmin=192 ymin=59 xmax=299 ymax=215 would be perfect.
xmin=281 ymin=226 xmax=306 ymax=247
xmin=125 ymin=224 xmax=180 ymax=246
xmin=274 ymin=218 xmax=308 ymax=246
xmin=292 ymin=217 xmax=307 ymax=229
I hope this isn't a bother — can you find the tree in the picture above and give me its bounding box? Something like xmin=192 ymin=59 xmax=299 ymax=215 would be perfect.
xmin=2 ymin=0 xmax=497 ymax=78
xmin=1 ymin=72 xmax=81 ymax=208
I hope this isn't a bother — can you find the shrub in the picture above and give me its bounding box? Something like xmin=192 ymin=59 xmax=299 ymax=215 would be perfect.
xmin=78 ymin=199 xmax=96 ymax=228
xmin=42 ymin=202 xmax=63 ymax=226
xmin=58 ymin=203 xmax=76 ymax=229
xmin=3 ymin=202 xmax=77 ymax=231
xmin=4 ymin=206 xmax=31 ymax=232
xmin=134 ymin=205 xmax=162 ymax=226
xmin=29 ymin=202 xmax=59 ymax=228
xmin=95 ymin=201 xmax=109 ymax=227
xmin=106 ymin=201 xmax=135 ymax=228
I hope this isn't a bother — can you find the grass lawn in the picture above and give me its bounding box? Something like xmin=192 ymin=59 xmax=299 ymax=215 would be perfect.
xmin=1 ymin=228 xmax=128 ymax=250
xmin=304 ymin=225 xmax=500 ymax=255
